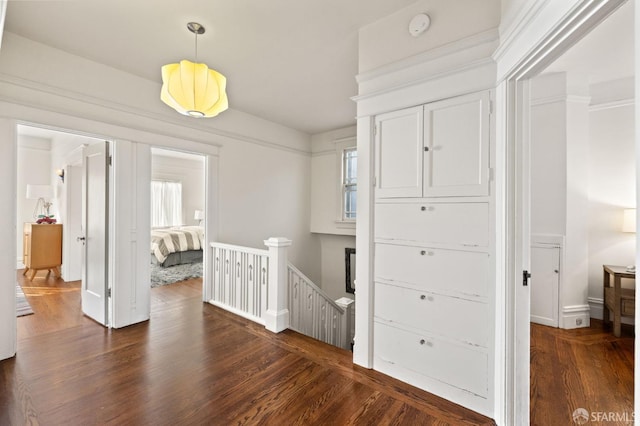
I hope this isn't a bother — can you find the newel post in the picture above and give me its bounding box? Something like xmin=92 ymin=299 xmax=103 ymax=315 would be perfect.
xmin=335 ymin=297 xmax=355 ymax=350
xmin=263 ymin=237 xmax=292 ymax=333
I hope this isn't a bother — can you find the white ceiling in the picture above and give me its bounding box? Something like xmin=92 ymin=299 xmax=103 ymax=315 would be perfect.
xmin=5 ymin=1 xmax=633 ymax=137
xmin=4 ymin=0 xmax=417 ymax=135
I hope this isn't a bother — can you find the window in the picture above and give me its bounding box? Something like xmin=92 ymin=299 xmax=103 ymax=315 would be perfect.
xmin=151 ymin=180 xmax=183 ymax=227
xmin=342 ymin=147 xmax=357 ymax=221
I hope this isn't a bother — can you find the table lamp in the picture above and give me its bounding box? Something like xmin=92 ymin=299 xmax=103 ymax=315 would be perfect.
xmin=26 ymin=184 xmax=54 ymax=220
xmin=194 ymin=209 xmax=204 ymax=226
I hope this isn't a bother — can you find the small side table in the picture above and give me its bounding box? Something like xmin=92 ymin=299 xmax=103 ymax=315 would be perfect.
xmin=603 ymin=265 xmax=635 ymax=337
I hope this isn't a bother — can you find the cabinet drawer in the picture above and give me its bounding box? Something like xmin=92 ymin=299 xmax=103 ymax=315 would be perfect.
xmin=375 ymin=202 xmax=489 ymax=246
xmin=374 ymin=321 xmax=488 ymax=397
xmin=375 ymin=243 xmax=489 ymax=298
xmin=374 ymin=282 xmax=488 ymax=347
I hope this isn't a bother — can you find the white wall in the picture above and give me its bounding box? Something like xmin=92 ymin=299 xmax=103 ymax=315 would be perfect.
xmin=587 ymin=97 xmax=635 ymax=315
xmin=216 ymin=141 xmax=321 ymax=284
xmin=530 ymin=72 xmax=591 ymax=327
xmin=317 ymin=234 xmax=356 ymax=300
xmin=310 ymin=126 xmax=357 ymax=298
xmin=0 ymin=29 xmax=320 ymax=359
xmin=358 ymin=0 xmax=500 ymax=73
xmin=310 ymin=126 xmax=356 ymax=236
xmin=530 ymin=98 xmax=566 ymax=235
xmin=531 ymin=73 xmax=636 ymax=326
xmin=16 ymin=135 xmax=51 ymax=267
xmin=151 ymin=153 xmax=205 ymax=227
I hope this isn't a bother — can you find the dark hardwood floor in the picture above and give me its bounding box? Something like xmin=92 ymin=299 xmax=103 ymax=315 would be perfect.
xmin=5 ymin=272 xmax=633 ymax=425
xmin=530 ymin=321 xmax=634 ymax=426
xmin=3 ymin=272 xmax=495 ymax=425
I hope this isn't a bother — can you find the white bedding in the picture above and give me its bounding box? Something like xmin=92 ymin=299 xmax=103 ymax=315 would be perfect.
xmin=151 ymin=226 xmax=204 ymax=264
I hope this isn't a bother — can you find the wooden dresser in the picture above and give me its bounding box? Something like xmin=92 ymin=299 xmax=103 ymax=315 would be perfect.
xmin=23 ymin=223 xmax=63 ymax=280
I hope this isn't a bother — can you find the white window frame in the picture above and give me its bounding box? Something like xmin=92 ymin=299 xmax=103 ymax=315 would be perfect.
xmin=341 ymin=147 xmax=357 ymax=222
xmin=334 ymin=137 xmax=357 ymax=227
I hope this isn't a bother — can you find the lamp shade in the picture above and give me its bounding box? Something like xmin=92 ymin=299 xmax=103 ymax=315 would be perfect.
xmin=161 ymin=60 xmax=228 ymax=118
xmin=194 ymin=210 xmax=204 ymax=220
xmin=623 ymin=209 xmax=636 ymax=233
xmin=26 ymin=184 xmax=53 ymax=200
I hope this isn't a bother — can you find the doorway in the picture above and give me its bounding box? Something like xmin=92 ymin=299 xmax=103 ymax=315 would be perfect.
xmin=504 ymin=0 xmax=636 ymax=423
xmin=149 ymin=148 xmax=206 ymax=291
xmin=527 ymin=3 xmax=635 ymax=421
xmin=16 ymin=124 xmax=109 ymax=330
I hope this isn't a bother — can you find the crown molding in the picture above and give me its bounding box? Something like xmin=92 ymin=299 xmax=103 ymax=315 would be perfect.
xmin=494 ymin=0 xmax=552 ymax=65
xmin=589 ymin=98 xmax=634 ymax=111
xmin=0 ymin=72 xmax=312 ymax=156
xmin=356 ymin=28 xmax=499 ymax=85
xmin=311 ymin=150 xmax=336 ymax=157
xmin=333 ymin=135 xmax=356 ymax=144
xmin=530 ymin=94 xmax=591 ymax=106
xmin=353 ymin=29 xmax=498 ymax=113
xmin=353 ymin=57 xmax=496 ymax=104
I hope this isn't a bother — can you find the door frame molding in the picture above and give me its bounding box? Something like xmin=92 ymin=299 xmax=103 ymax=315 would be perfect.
xmin=3 ymin=100 xmax=219 ymax=345
xmin=498 ymin=0 xmax=628 ymax=423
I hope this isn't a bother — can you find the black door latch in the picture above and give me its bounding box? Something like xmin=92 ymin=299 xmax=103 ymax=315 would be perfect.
xmin=523 ymin=270 xmax=531 ymax=286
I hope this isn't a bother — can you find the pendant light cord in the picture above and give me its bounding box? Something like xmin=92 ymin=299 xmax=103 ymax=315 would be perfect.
xmin=194 ymin=32 xmax=198 ymax=63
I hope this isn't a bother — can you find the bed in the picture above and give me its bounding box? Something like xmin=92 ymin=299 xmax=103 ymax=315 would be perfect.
xmin=151 ymin=226 xmax=204 ymax=267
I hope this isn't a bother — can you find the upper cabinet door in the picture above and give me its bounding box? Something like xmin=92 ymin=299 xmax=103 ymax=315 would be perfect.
xmin=423 ymin=91 xmax=490 ymax=197
xmin=375 ymin=106 xmax=424 ymax=199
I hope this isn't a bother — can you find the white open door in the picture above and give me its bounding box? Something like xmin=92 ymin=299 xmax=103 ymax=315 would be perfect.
xmin=81 ymin=141 xmax=110 ymax=326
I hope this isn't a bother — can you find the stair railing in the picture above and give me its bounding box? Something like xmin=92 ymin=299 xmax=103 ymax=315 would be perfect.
xmin=209 ymin=237 xmax=354 ymax=350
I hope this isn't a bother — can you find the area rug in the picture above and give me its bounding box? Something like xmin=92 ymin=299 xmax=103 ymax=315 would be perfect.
xmin=150 ymin=262 xmax=203 ymax=288
xmin=16 ymin=284 xmax=34 ymax=317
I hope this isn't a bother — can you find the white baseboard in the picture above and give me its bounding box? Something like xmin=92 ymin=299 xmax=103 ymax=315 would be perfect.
xmin=16 ymin=258 xmax=24 ymax=270
xmin=589 ymin=296 xmax=635 ymax=325
xmin=588 ymin=297 xmax=604 ymax=320
xmin=562 ymin=304 xmax=590 ymax=329
xmin=530 ymin=315 xmax=557 ymax=327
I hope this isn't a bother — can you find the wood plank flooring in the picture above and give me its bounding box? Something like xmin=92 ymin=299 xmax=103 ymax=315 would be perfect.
xmin=3 ymin=272 xmax=495 ymax=425
xmin=530 ymin=321 xmax=634 ymax=426
xmin=4 ymin=273 xmax=634 ymax=425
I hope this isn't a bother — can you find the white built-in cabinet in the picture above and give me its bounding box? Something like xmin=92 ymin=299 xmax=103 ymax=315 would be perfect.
xmin=372 ymin=90 xmax=493 ymax=413
xmin=375 ymin=91 xmax=490 ymax=199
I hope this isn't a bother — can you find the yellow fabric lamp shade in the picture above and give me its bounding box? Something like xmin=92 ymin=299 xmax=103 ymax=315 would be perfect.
xmin=161 ymin=60 xmax=228 ymax=118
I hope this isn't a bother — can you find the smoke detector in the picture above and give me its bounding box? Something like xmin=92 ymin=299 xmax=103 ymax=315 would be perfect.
xmin=409 ymin=13 xmax=431 ymax=37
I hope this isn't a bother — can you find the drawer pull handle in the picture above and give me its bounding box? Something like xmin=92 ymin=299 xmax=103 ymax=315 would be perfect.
xmin=420 ymin=250 xmax=434 ymax=256
xmin=420 ymin=339 xmax=426 ymax=345
xmin=420 ymin=295 xmax=426 ymax=300
xmin=420 ymin=206 xmax=434 ymax=212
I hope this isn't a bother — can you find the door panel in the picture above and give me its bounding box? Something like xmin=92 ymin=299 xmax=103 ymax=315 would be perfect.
xmin=65 ymin=165 xmax=83 ymax=281
xmin=423 ymin=92 xmax=490 ymax=197
xmin=81 ymin=141 xmax=109 ymax=326
xmin=530 ymin=245 xmax=560 ymax=327
xmin=375 ymin=106 xmax=423 ymax=198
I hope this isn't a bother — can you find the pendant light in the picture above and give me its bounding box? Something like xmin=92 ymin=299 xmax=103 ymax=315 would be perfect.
xmin=161 ymin=22 xmax=229 ymax=118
